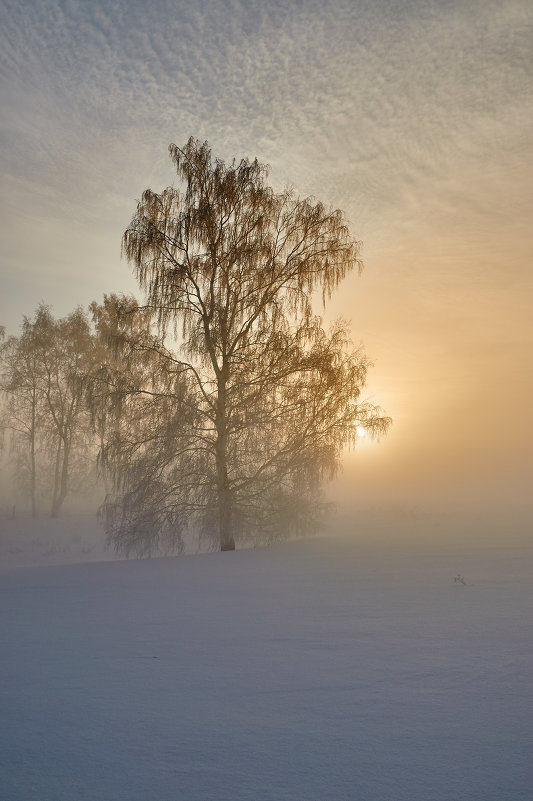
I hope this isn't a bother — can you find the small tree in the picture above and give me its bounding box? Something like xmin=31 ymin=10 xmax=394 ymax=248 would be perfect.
xmin=105 ymin=138 xmax=390 ymax=553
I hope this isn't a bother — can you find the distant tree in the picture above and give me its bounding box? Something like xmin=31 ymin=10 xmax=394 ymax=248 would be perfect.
xmin=1 ymin=312 xmax=47 ymax=516
xmin=39 ymin=306 xmax=95 ymax=516
xmin=0 ymin=305 xmax=96 ymax=516
xmin=103 ymin=137 xmax=390 ymax=554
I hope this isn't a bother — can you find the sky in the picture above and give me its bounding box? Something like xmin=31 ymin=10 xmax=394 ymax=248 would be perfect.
xmin=1 ymin=0 xmax=532 ymax=529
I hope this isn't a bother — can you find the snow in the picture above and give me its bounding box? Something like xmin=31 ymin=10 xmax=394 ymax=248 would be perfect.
xmin=1 ymin=534 xmax=532 ymax=800
xmin=0 ymin=515 xmax=116 ymax=569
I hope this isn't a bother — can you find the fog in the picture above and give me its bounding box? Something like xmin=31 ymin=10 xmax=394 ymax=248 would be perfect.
xmin=1 ymin=454 xmax=530 ymax=572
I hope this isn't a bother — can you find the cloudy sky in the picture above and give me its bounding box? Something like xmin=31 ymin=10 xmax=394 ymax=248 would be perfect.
xmin=1 ymin=0 xmax=532 ymax=527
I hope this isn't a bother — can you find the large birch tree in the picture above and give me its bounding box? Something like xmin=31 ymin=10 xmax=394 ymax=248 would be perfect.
xmin=106 ymin=137 xmax=389 ymax=553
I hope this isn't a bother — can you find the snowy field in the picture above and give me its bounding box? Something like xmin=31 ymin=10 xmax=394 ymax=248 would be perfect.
xmin=1 ymin=530 xmax=532 ymax=800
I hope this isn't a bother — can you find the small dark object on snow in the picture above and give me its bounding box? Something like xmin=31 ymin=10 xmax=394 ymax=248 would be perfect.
xmin=454 ymin=574 xmax=467 ymax=585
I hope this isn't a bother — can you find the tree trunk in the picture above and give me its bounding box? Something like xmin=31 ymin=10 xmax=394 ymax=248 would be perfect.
xmin=51 ymin=436 xmax=69 ymax=517
xmin=30 ymin=387 xmax=37 ymax=518
xmin=51 ymin=437 xmax=62 ymax=516
xmin=215 ymin=375 xmax=235 ymax=551
xmin=218 ymin=485 xmax=234 ymax=551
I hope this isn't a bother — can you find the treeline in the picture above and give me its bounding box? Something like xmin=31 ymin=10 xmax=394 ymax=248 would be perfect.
xmin=0 ymin=295 xmax=146 ymax=520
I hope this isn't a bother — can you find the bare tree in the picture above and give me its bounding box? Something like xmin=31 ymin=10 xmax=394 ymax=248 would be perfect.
xmin=1 ymin=305 xmax=96 ymax=517
xmin=104 ymin=137 xmax=390 ymax=553
xmin=0 ymin=317 xmax=45 ymax=516
xmin=88 ymin=294 xmax=203 ymax=556
xmin=40 ymin=307 xmax=95 ymax=516
xmin=88 ymin=294 xmax=156 ymax=494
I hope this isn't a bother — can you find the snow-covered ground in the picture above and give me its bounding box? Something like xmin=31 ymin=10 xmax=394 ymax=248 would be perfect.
xmin=1 ymin=532 xmax=532 ymax=800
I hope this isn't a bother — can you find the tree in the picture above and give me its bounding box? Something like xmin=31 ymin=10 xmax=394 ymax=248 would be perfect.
xmin=88 ymin=294 xmax=156 ymax=495
xmin=38 ymin=306 xmax=95 ymax=516
xmin=104 ymin=137 xmax=390 ymax=554
xmin=89 ymin=294 xmax=206 ymax=556
xmin=1 ymin=311 xmax=48 ymax=516
xmin=0 ymin=305 xmax=96 ymax=516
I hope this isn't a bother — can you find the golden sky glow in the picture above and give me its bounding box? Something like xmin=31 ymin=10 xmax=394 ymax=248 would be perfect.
xmin=1 ymin=0 xmax=532 ymax=526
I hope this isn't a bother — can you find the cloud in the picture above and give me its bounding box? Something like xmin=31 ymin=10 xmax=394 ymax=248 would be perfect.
xmin=2 ymin=0 xmax=531 ymax=307
xmin=2 ymin=0 xmax=531 ymax=205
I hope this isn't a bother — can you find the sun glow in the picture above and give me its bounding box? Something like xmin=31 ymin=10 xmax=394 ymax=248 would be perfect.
xmin=356 ymin=425 xmax=367 ymax=438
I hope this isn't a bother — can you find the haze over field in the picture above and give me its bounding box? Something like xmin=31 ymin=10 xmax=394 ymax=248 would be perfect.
xmin=1 ymin=0 xmax=532 ymax=534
